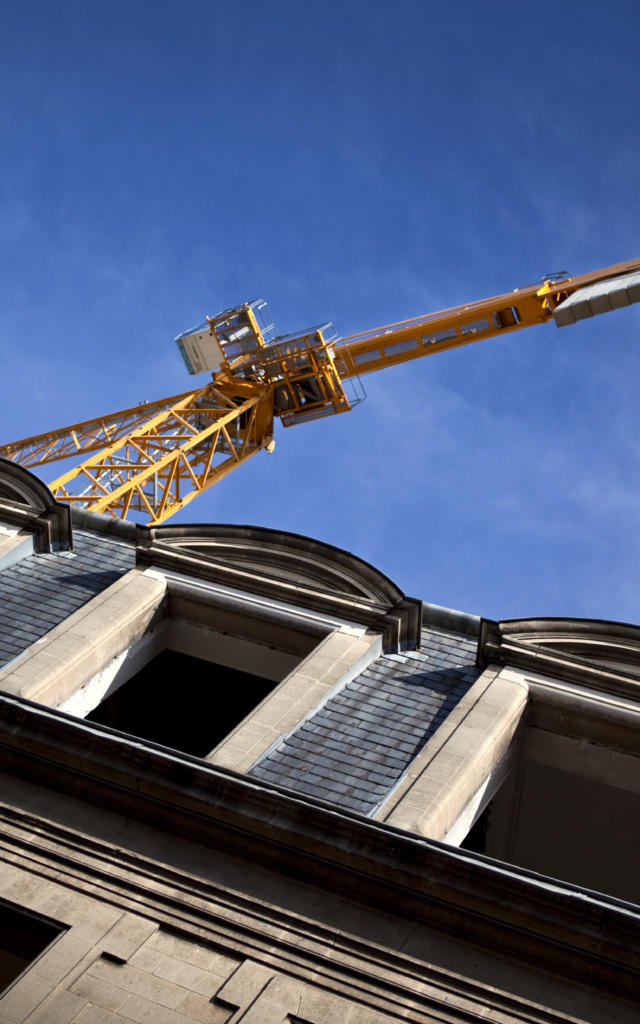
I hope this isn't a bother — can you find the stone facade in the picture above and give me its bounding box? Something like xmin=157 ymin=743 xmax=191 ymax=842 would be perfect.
xmin=0 ymin=459 xmax=639 ymax=1023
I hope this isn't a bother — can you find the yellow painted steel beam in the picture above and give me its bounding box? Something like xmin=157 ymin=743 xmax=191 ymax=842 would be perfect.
xmin=49 ymin=384 xmax=275 ymax=524
xmin=0 ymin=389 xmax=199 ymax=467
xmin=334 ymin=257 xmax=640 ymax=380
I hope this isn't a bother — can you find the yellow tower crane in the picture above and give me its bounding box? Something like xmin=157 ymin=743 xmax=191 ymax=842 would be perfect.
xmin=2 ymin=257 xmax=640 ymax=524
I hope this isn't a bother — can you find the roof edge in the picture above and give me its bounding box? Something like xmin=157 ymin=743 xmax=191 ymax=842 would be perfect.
xmin=422 ymin=601 xmax=481 ymax=638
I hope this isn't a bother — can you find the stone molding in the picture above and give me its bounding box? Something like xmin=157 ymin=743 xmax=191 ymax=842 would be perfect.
xmin=379 ymin=667 xmax=527 ymax=842
xmin=0 ymin=692 xmax=639 ymax=1006
xmin=210 ymin=627 xmax=382 ymax=773
xmin=498 ymin=663 xmax=640 ymax=754
xmin=478 ymin=617 xmax=640 ymax=699
xmin=136 ymin=523 xmax=422 ymax=653
xmin=71 ymin=504 xmax=137 ymax=540
xmin=0 ymin=458 xmax=71 ymax=553
xmin=0 ymin=800 xmax=585 ymax=1024
xmin=0 ymin=569 xmax=166 ymax=707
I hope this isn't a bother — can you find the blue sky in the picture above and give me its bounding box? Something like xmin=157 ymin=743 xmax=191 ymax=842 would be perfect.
xmin=2 ymin=0 xmax=640 ymax=621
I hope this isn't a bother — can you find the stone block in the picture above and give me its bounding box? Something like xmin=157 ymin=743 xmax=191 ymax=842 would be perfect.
xmin=25 ymin=989 xmax=87 ymax=1024
xmin=0 ymin=974 xmax=51 ymax=1022
xmin=58 ymin=903 xmax=122 ymax=947
xmin=101 ymin=913 xmax=158 ymax=961
xmin=117 ymin=995 xmax=193 ymax=1024
xmin=150 ymin=954 xmax=215 ymax=995
xmin=89 ymin=958 xmax=186 ymax=1010
xmin=237 ymin=976 xmax=303 ymax=1024
xmin=215 ymin=960 xmax=274 ymax=1010
xmin=381 ymin=667 xmax=526 ymax=838
xmin=175 ymin=992 xmax=233 ymax=1023
xmin=128 ymin=947 xmax=164 ymax=974
xmin=146 ymin=932 xmax=239 ymax=978
xmin=32 ymin=934 xmax=92 ymax=984
xmin=75 ymin=1008 xmax=121 ymax=1024
xmin=70 ymin=973 xmax=129 ymax=1013
xmin=0 ymin=864 xmax=48 ymax=907
xmin=210 ymin=628 xmax=380 ymax=775
xmin=25 ymin=885 xmax=84 ymax=923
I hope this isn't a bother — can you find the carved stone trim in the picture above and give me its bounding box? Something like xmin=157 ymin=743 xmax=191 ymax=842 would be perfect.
xmin=136 ymin=524 xmax=422 ymax=653
xmin=379 ymin=666 xmax=527 ymax=841
xmin=478 ymin=617 xmax=640 ymax=698
xmin=0 ymin=803 xmax=578 ymax=1024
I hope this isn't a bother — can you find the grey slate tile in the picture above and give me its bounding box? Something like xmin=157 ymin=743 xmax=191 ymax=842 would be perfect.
xmin=250 ymin=624 xmax=481 ymax=816
xmin=0 ymin=528 xmax=135 ymax=670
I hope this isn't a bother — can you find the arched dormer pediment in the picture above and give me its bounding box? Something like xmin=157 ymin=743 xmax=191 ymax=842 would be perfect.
xmin=0 ymin=458 xmax=58 ymax=510
xmin=136 ymin=523 xmax=421 ymax=653
xmin=478 ymin=616 xmax=640 ymax=691
xmin=0 ymin=459 xmax=71 ymax=552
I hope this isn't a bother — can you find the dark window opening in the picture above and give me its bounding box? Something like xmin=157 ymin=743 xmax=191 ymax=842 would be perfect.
xmin=86 ymin=649 xmax=276 ymax=757
xmin=460 ymin=750 xmax=640 ymax=904
xmin=0 ymin=901 xmax=64 ymax=993
xmin=460 ymin=805 xmax=490 ymax=854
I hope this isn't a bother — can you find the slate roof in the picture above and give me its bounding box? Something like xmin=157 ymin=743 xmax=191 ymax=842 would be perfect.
xmin=0 ymin=529 xmax=135 ymax=669
xmin=249 ymin=624 xmax=480 ymax=815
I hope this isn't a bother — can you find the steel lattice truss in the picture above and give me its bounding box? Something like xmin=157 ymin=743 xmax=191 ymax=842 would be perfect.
xmin=1 ymin=382 xmax=274 ymax=524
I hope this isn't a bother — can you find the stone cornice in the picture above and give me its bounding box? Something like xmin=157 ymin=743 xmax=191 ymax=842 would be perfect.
xmin=0 ymin=692 xmax=638 ymax=1002
xmin=136 ymin=523 xmax=422 ymax=653
xmin=478 ymin=617 xmax=640 ymax=700
xmin=0 ymin=803 xmax=575 ymax=1024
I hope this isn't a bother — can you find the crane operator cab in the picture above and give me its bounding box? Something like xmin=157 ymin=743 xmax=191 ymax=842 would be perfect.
xmin=176 ymin=302 xmax=364 ymax=427
xmin=175 ymin=300 xmax=276 ymax=375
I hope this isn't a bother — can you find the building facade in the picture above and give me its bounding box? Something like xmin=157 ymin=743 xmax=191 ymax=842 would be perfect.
xmin=0 ymin=458 xmax=639 ymax=1023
